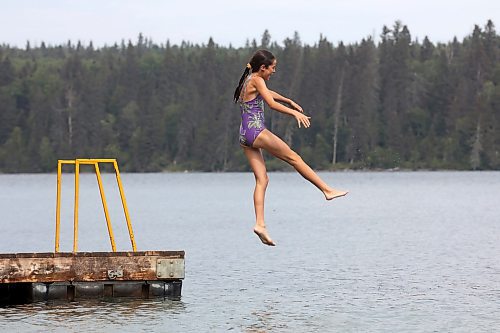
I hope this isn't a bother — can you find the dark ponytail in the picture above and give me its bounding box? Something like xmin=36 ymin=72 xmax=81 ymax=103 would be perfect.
xmin=233 ymin=49 xmax=276 ymax=103
xmin=233 ymin=67 xmax=251 ymax=103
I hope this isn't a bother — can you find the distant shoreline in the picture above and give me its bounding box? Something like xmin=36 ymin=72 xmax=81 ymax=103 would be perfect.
xmin=0 ymin=168 xmax=497 ymax=175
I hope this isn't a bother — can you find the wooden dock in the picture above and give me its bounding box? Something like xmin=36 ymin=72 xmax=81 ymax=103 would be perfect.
xmin=0 ymin=251 xmax=185 ymax=304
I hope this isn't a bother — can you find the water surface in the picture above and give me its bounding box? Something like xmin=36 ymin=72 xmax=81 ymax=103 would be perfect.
xmin=0 ymin=172 xmax=499 ymax=332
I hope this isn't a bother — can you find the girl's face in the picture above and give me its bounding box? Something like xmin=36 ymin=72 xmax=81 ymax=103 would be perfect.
xmin=260 ymin=59 xmax=277 ymax=80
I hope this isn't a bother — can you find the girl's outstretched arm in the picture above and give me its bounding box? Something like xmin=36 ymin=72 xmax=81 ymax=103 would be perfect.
xmin=254 ymin=77 xmax=310 ymax=128
xmin=269 ymin=90 xmax=304 ymax=113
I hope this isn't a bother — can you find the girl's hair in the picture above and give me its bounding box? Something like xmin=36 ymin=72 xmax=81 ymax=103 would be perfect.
xmin=233 ymin=49 xmax=276 ymax=103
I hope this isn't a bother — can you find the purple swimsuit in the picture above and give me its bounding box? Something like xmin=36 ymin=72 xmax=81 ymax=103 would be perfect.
xmin=239 ymin=76 xmax=266 ymax=147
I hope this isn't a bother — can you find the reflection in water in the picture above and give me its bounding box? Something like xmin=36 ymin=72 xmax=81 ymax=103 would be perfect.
xmin=245 ymin=302 xmax=288 ymax=333
xmin=1 ymin=299 xmax=186 ymax=331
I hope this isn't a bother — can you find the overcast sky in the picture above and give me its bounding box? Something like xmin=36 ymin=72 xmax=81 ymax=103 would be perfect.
xmin=1 ymin=0 xmax=499 ymax=48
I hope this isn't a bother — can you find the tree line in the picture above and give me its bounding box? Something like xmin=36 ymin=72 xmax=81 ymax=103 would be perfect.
xmin=0 ymin=20 xmax=499 ymax=172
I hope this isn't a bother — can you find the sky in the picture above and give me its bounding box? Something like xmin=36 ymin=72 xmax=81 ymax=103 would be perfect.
xmin=1 ymin=0 xmax=500 ymax=48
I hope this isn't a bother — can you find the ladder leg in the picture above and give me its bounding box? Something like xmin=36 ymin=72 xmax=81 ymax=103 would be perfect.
xmin=73 ymin=160 xmax=80 ymax=252
xmin=55 ymin=160 xmax=62 ymax=252
xmin=94 ymin=162 xmax=117 ymax=252
xmin=113 ymin=160 xmax=137 ymax=251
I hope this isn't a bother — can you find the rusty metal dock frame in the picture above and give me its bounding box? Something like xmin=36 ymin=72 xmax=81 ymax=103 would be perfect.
xmin=0 ymin=251 xmax=185 ymax=304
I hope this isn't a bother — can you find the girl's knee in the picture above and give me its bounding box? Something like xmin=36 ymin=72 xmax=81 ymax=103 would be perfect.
xmin=256 ymin=174 xmax=269 ymax=187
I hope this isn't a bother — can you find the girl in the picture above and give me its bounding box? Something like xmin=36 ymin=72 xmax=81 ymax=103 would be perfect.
xmin=234 ymin=49 xmax=348 ymax=246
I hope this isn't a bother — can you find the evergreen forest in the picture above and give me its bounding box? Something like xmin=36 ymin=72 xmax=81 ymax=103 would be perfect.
xmin=1 ymin=20 xmax=499 ymax=172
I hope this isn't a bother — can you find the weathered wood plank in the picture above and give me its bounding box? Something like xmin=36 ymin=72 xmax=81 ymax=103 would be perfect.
xmin=0 ymin=251 xmax=185 ymax=283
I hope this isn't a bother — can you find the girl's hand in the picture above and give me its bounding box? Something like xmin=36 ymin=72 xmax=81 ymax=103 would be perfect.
xmin=295 ymin=111 xmax=311 ymax=128
xmin=290 ymin=100 xmax=303 ymax=113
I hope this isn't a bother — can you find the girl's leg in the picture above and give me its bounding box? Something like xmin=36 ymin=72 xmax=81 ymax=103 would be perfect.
xmin=254 ymin=129 xmax=348 ymax=200
xmin=243 ymin=146 xmax=275 ymax=246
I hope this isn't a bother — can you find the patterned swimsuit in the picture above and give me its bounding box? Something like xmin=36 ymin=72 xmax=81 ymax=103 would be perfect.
xmin=239 ymin=76 xmax=266 ymax=147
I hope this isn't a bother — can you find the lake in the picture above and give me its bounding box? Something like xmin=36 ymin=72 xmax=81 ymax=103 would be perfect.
xmin=0 ymin=171 xmax=499 ymax=332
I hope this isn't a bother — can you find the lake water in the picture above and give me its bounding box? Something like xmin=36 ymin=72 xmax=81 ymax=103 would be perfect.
xmin=0 ymin=171 xmax=499 ymax=332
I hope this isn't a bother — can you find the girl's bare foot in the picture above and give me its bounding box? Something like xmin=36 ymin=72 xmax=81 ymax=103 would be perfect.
xmin=253 ymin=225 xmax=276 ymax=246
xmin=324 ymin=188 xmax=348 ymax=201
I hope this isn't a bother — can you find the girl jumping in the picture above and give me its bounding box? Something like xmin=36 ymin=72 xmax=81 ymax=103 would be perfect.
xmin=234 ymin=49 xmax=348 ymax=246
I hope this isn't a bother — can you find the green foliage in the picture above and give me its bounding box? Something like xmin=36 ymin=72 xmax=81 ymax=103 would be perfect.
xmin=1 ymin=21 xmax=500 ymax=172
xmin=366 ymin=147 xmax=401 ymax=169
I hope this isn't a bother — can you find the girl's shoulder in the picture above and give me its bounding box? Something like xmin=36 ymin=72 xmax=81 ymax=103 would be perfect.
xmin=249 ymin=75 xmax=265 ymax=87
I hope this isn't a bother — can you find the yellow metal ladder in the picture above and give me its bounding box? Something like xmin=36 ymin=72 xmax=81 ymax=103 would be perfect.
xmin=55 ymin=159 xmax=137 ymax=253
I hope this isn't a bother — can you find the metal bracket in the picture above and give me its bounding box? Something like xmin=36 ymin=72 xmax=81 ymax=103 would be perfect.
xmin=156 ymin=259 xmax=185 ymax=279
xmin=107 ymin=269 xmax=123 ymax=280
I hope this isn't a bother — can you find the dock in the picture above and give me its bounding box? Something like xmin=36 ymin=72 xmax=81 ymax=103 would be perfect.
xmin=0 ymin=251 xmax=184 ymax=304
xmin=0 ymin=159 xmax=185 ymax=305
